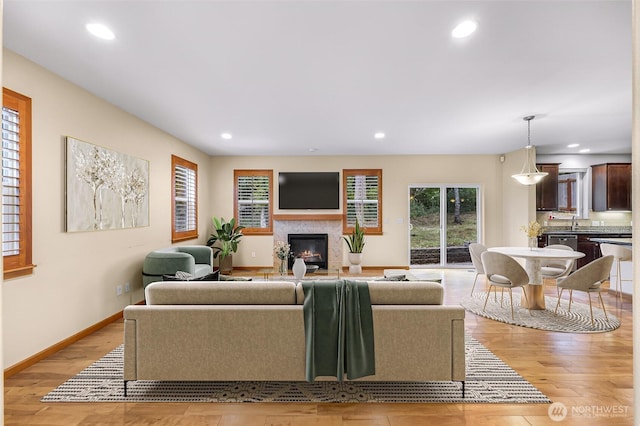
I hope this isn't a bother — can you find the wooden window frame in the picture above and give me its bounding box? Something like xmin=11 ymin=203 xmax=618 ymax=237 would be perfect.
xmin=342 ymin=169 xmax=383 ymax=235
xmin=234 ymin=169 xmax=273 ymax=235
xmin=2 ymin=88 xmax=34 ymax=279
xmin=171 ymin=155 xmax=198 ymax=242
xmin=558 ymin=176 xmax=577 ymax=212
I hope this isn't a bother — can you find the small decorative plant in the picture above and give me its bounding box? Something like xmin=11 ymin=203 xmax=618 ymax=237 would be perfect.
xmin=521 ymin=221 xmax=543 ymax=238
xmin=273 ymin=240 xmax=292 ymax=275
xmin=207 ymin=216 xmax=244 ymax=260
xmin=274 ymin=240 xmax=292 ymax=261
xmin=521 ymin=221 xmax=542 ymax=249
xmin=343 ymin=218 xmax=366 ymax=253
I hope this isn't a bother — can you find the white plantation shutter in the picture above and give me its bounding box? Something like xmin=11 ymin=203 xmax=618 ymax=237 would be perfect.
xmin=237 ymin=176 xmax=269 ymax=227
xmin=172 ymin=155 xmax=198 ymax=242
xmin=2 ymin=87 xmax=33 ymax=279
xmin=234 ymin=170 xmax=273 ymax=234
xmin=343 ymin=169 xmax=382 ymax=234
xmin=174 ymin=164 xmax=196 ymax=231
xmin=2 ymin=106 xmax=20 ymax=256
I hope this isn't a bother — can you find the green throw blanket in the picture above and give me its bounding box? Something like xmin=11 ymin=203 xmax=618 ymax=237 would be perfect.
xmin=302 ymin=280 xmax=375 ymax=382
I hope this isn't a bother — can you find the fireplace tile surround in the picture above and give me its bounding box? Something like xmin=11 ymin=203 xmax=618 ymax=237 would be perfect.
xmin=273 ymin=216 xmax=343 ymax=271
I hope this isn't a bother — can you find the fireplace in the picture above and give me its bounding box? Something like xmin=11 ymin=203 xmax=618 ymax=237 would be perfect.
xmin=288 ymin=233 xmax=329 ymax=269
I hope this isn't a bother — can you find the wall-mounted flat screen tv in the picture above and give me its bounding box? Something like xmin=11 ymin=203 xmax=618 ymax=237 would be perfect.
xmin=278 ymin=172 xmax=340 ymax=210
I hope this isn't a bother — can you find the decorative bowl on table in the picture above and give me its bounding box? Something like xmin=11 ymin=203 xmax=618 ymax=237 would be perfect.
xmin=306 ymin=265 xmax=319 ymax=274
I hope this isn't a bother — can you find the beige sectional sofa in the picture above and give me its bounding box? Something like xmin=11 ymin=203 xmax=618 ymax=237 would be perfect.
xmin=123 ymin=280 xmax=466 ymax=396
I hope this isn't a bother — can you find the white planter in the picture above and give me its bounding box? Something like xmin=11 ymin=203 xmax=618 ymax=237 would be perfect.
xmin=348 ymin=252 xmax=363 ymax=274
xmin=292 ymin=257 xmax=307 ymax=279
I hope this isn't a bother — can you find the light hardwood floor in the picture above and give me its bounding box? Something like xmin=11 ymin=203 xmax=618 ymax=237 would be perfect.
xmin=4 ymin=269 xmax=633 ymax=425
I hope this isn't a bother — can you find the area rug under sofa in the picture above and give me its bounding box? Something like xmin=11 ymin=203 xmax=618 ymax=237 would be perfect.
xmin=41 ymin=336 xmax=550 ymax=404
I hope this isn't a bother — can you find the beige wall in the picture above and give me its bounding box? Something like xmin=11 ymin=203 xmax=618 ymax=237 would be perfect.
xmin=209 ymin=154 xmax=531 ymax=268
xmin=2 ymin=49 xmax=212 ymax=368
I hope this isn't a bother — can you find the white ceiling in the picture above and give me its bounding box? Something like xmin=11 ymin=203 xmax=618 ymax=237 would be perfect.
xmin=3 ymin=0 xmax=632 ymax=157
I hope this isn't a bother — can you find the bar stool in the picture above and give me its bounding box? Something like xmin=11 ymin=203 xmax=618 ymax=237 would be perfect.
xmin=599 ymin=243 xmax=632 ymax=298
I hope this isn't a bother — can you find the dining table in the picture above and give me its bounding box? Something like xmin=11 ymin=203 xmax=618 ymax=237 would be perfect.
xmin=487 ymin=246 xmax=585 ymax=310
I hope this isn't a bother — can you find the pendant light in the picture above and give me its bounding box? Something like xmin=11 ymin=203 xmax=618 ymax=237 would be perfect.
xmin=511 ymin=115 xmax=548 ymax=185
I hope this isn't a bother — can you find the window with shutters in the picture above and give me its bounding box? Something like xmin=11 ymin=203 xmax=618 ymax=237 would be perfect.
xmin=171 ymin=155 xmax=198 ymax=242
xmin=234 ymin=169 xmax=273 ymax=235
xmin=2 ymin=88 xmax=33 ymax=279
xmin=343 ymin=169 xmax=382 ymax=235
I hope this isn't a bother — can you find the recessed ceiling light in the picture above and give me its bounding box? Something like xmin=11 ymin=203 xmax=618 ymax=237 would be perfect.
xmin=567 ymin=143 xmax=580 ymax=148
xmin=308 ymin=148 xmax=318 ymax=152
xmin=579 ymin=148 xmax=591 ymax=153
xmin=374 ymin=132 xmax=385 ymax=139
xmin=452 ymin=20 xmax=478 ymax=39
xmin=86 ymin=23 xmax=115 ymax=40
xmin=220 ymin=133 xmax=232 ymax=140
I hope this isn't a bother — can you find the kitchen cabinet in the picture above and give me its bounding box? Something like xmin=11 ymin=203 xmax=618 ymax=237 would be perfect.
xmin=536 ymin=163 xmax=559 ymax=211
xmin=592 ymin=163 xmax=632 ymax=211
xmin=577 ymin=235 xmax=601 ymax=269
xmin=542 ymin=231 xmax=631 ymax=269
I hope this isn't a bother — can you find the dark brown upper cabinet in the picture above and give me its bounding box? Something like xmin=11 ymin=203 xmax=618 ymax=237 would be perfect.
xmin=591 ymin=163 xmax=632 ymax=211
xmin=536 ymin=163 xmax=559 ymax=211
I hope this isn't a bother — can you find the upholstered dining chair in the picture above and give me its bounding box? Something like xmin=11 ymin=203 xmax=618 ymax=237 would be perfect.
xmin=468 ymin=243 xmax=488 ymax=295
xmin=481 ymin=251 xmax=532 ymax=320
xmin=599 ymin=243 xmax=632 ymax=299
xmin=554 ymin=255 xmax=614 ymax=326
xmin=541 ymin=244 xmax=576 ymax=295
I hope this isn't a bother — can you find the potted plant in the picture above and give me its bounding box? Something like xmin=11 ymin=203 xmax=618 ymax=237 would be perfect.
xmin=207 ymin=216 xmax=244 ymax=274
xmin=343 ymin=218 xmax=365 ymax=273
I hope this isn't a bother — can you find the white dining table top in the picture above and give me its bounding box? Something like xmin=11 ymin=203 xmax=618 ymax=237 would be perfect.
xmin=488 ymin=246 xmax=585 ymax=260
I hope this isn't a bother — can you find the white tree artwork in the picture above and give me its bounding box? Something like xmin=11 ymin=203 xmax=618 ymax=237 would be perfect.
xmin=65 ymin=137 xmax=149 ymax=232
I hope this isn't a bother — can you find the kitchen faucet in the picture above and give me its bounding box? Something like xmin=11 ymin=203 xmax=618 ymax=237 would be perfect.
xmin=571 ymin=215 xmax=578 ymax=231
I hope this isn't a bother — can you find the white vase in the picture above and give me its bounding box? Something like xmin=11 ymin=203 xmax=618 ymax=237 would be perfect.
xmin=348 ymin=252 xmax=363 ymax=274
xmin=292 ymin=257 xmax=307 ymax=279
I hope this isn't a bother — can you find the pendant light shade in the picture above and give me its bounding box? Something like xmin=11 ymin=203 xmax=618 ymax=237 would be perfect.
xmin=511 ymin=116 xmax=548 ymax=185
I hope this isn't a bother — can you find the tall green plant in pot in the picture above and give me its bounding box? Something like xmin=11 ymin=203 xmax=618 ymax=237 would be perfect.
xmin=207 ymin=216 xmax=244 ymax=274
xmin=343 ymin=218 xmax=365 ymax=274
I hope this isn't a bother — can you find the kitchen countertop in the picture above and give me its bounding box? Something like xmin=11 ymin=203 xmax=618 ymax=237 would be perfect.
xmin=589 ymin=237 xmax=632 ymax=246
xmin=542 ymin=227 xmax=632 ymax=235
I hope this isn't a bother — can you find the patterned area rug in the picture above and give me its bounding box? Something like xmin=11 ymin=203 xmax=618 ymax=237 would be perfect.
xmin=41 ymin=336 xmax=550 ymax=404
xmin=461 ymin=292 xmax=620 ymax=333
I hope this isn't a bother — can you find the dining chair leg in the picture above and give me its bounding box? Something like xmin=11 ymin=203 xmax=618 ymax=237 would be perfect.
xmin=598 ymin=292 xmax=609 ymax=322
xmin=483 ymin=285 xmax=493 ymax=313
xmin=568 ymin=290 xmax=573 ymax=312
xmin=508 ymin=288 xmax=514 ymax=320
xmin=471 ymin=273 xmax=479 ymax=295
xmin=588 ymin=294 xmax=595 ymax=327
xmin=554 ymin=288 xmax=564 ymax=315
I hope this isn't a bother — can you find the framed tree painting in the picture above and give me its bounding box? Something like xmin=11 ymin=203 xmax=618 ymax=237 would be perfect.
xmin=65 ymin=136 xmax=149 ymax=232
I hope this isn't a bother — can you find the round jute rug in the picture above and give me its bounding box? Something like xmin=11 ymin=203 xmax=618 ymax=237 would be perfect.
xmin=461 ymin=292 xmax=620 ymax=333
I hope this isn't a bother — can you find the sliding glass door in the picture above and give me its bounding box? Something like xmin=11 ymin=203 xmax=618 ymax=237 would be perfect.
xmin=409 ymin=185 xmax=480 ymax=267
